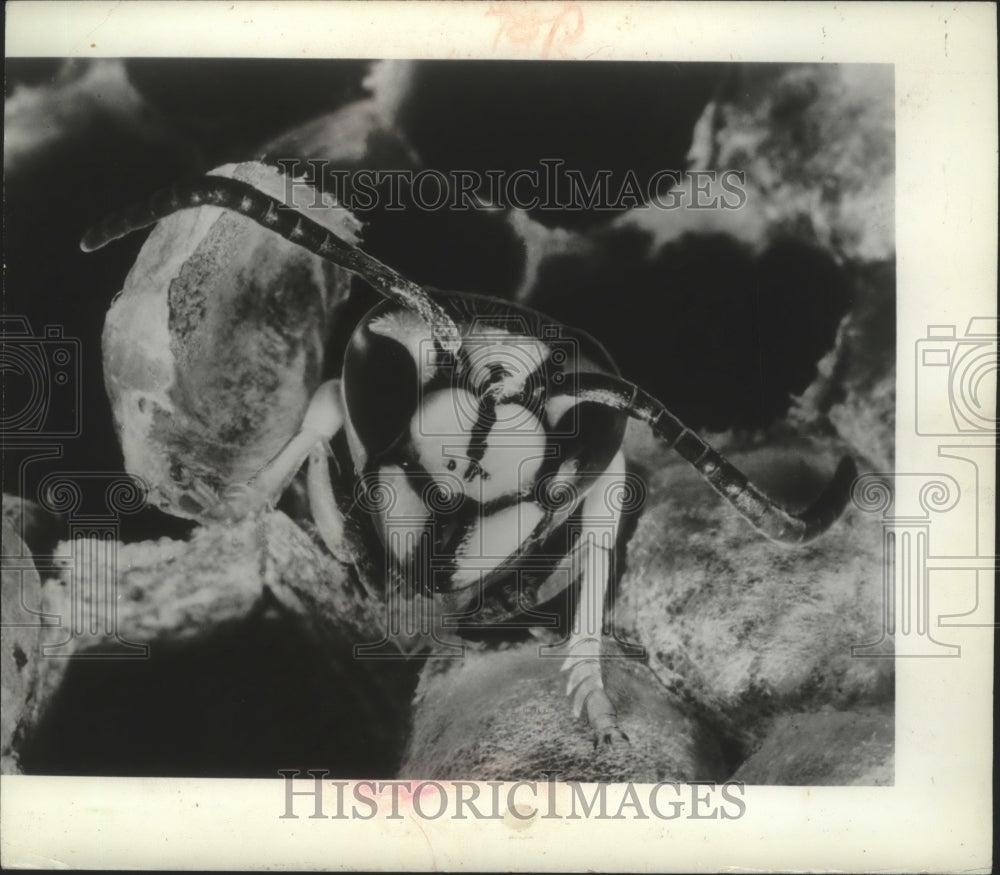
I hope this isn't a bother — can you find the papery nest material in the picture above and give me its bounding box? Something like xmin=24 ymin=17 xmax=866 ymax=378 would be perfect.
xmin=101 ymin=162 xmax=359 ymax=521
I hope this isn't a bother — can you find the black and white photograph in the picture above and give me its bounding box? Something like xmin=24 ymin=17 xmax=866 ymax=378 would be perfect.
xmin=1 ymin=2 xmax=994 ymax=872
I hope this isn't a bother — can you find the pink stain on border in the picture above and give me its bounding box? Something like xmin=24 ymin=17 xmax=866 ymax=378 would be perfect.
xmin=487 ymin=3 xmax=586 ymax=59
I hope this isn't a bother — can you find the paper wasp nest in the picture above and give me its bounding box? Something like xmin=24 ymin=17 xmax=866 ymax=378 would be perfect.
xmin=101 ymin=161 xmax=357 ymax=520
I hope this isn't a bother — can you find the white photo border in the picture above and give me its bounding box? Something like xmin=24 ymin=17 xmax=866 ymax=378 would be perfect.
xmin=2 ymin=2 xmax=996 ymax=871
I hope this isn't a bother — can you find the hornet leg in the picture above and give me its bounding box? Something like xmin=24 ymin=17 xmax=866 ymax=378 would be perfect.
xmin=209 ymin=380 xmax=348 ymax=562
xmin=560 ymin=450 xmax=629 ymax=747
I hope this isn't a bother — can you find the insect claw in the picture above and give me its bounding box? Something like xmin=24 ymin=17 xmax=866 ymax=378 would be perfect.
xmin=597 ymin=728 xmax=630 ymax=749
xmin=584 ymin=689 xmax=625 ymax=745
